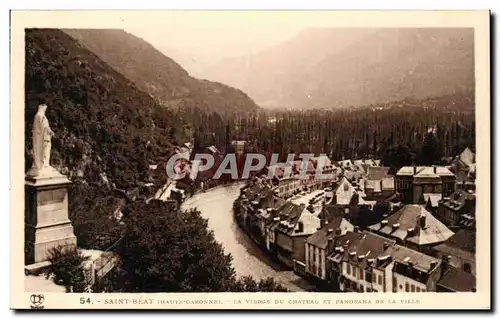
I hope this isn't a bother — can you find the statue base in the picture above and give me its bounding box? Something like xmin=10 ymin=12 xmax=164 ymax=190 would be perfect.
xmin=25 ymin=170 xmax=77 ymax=265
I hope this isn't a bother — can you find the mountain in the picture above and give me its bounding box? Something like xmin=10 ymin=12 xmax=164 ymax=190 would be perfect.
xmin=25 ymin=28 xmax=188 ymax=189
xmin=154 ymin=46 xmax=213 ymax=79
xmin=201 ymin=28 xmax=474 ymax=109
xmin=63 ymin=29 xmax=259 ymax=114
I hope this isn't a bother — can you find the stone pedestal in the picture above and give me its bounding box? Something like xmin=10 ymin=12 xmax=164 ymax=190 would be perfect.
xmin=25 ymin=172 xmax=77 ymax=265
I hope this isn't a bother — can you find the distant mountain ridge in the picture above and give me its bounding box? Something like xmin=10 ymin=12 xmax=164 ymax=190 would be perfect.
xmin=200 ymin=28 xmax=475 ymax=109
xmin=64 ymin=29 xmax=259 ymax=114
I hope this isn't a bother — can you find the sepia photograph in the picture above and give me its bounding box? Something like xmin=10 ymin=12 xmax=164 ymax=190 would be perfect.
xmin=10 ymin=10 xmax=490 ymax=310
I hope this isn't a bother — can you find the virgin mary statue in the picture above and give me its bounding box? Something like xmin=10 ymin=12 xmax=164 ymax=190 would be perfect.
xmin=28 ymin=104 xmax=55 ymax=177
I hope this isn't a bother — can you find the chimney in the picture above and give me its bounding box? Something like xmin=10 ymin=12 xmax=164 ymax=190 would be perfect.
xmin=328 ymin=228 xmax=334 ymax=234
xmin=430 ymin=261 xmax=437 ymax=270
xmin=433 ymin=166 xmax=437 ymax=174
xmin=392 ymin=223 xmax=400 ymax=231
xmin=420 ymin=215 xmax=426 ymax=229
xmin=407 ymin=228 xmax=415 ymax=237
xmin=383 ymin=242 xmax=390 ymax=250
xmin=297 ymin=221 xmax=304 ymax=233
xmin=327 ymin=238 xmax=334 ymax=253
xmin=335 ymin=228 xmax=342 ymax=236
xmin=413 ymin=166 xmax=417 ymax=175
xmin=354 ymin=226 xmax=359 ymax=233
xmin=441 ymin=255 xmax=450 ymax=278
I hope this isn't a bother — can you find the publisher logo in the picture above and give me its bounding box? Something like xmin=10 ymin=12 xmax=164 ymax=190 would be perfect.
xmin=30 ymin=294 xmax=44 ymax=309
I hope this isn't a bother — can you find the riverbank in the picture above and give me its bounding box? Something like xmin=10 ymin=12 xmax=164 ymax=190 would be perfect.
xmin=181 ymin=185 xmax=315 ymax=292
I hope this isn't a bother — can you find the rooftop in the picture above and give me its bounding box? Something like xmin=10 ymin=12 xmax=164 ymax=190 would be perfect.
xmin=439 ymin=190 xmax=476 ymax=212
xmin=341 ymin=231 xmax=396 ymax=269
xmin=332 ymin=177 xmax=355 ymax=205
xmin=368 ymin=204 xmax=454 ymax=246
xmin=459 ymin=147 xmax=475 ymax=167
xmin=437 ymin=267 xmax=476 ymax=292
xmin=306 ymin=216 xmax=354 ymax=249
xmin=366 ymin=166 xmax=390 ymax=181
xmin=390 ymin=245 xmax=440 ymax=273
xmin=396 ymin=166 xmax=455 ymax=177
xmin=434 ymin=229 xmax=476 ymax=254
xmin=423 ymin=193 xmax=442 ymax=208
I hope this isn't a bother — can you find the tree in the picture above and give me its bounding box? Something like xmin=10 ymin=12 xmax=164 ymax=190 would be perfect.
xmin=420 ymin=132 xmax=441 ymax=165
xmin=117 ymin=200 xmax=236 ymax=292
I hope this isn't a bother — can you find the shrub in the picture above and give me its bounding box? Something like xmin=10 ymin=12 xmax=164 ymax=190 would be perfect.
xmin=47 ymin=245 xmax=90 ymax=293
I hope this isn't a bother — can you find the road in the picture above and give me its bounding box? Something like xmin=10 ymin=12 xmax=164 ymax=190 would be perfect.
xmin=181 ymin=183 xmax=315 ymax=292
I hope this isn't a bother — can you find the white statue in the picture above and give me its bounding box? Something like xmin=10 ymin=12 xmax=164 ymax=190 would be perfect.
xmin=28 ymin=104 xmax=55 ymax=177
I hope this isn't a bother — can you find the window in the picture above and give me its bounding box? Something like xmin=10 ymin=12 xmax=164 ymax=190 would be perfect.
xmin=378 ymin=275 xmax=383 ymax=285
xmin=373 ymin=289 xmax=378 ymax=292
xmin=367 ymin=288 xmax=372 ymax=292
xmin=366 ymin=271 xmax=373 ymax=283
xmin=360 ymin=269 xmax=364 ymax=280
xmin=422 ymin=289 xmax=426 ymax=292
xmin=416 ymin=287 xmax=421 ymax=292
xmin=393 ymin=276 xmax=397 ymax=288
xmin=464 ymin=263 xmax=472 ymax=273
xmin=411 ymin=284 xmax=415 ymax=292
xmin=360 ymin=285 xmax=364 ymax=293
xmin=405 ymin=283 xmax=410 ymax=292
xmin=346 ymin=264 xmax=351 ymax=275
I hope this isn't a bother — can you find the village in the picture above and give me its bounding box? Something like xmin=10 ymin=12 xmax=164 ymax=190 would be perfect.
xmin=137 ymin=137 xmax=477 ymax=294
xmin=233 ymin=147 xmax=477 ymax=293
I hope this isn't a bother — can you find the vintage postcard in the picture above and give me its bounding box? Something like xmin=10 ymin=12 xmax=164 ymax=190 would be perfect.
xmin=10 ymin=10 xmax=490 ymax=310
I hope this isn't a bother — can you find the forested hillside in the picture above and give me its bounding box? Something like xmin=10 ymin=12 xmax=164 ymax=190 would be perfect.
xmin=64 ymin=29 xmax=259 ymax=114
xmin=25 ymin=28 xmax=189 ymax=189
xmin=191 ymin=93 xmax=475 ymax=170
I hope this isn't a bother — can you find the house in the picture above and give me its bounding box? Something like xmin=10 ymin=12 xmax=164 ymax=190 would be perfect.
xmin=272 ymin=203 xmax=313 ymax=268
xmin=331 ymin=177 xmax=356 ymax=206
xmin=325 ymin=231 xmax=364 ymax=289
xmin=433 ymin=229 xmax=476 ymax=277
xmin=368 ymin=204 xmax=454 ymax=253
xmin=238 ymin=183 xmax=270 ymax=230
xmin=424 ymin=193 xmax=442 ymax=215
xmin=395 ymin=166 xmax=456 ymax=204
xmin=455 ymin=170 xmax=476 ymax=192
xmin=364 ymin=167 xmax=395 ymax=200
xmin=254 ymin=193 xmax=288 ymax=244
xmin=335 ymin=231 xmax=396 ymax=292
xmin=304 ymin=217 xmax=354 ymax=283
xmin=390 ymin=245 xmax=442 ymax=292
xmin=272 ymin=177 xmax=302 ymax=199
xmin=451 ymin=147 xmax=476 ymax=176
xmin=436 ymin=190 xmax=476 ymax=228
xmin=451 ymin=147 xmax=476 ymax=192
xmin=266 ymin=201 xmax=298 ymax=252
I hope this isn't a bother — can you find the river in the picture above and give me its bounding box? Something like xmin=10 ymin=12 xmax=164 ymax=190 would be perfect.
xmin=181 ymin=183 xmax=315 ymax=292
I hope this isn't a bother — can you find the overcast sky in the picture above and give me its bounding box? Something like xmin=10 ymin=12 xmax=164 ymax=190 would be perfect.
xmin=124 ymin=12 xmax=314 ymax=61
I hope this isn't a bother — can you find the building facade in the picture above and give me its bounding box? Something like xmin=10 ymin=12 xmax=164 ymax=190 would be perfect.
xmin=395 ymin=166 xmax=456 ymax=204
